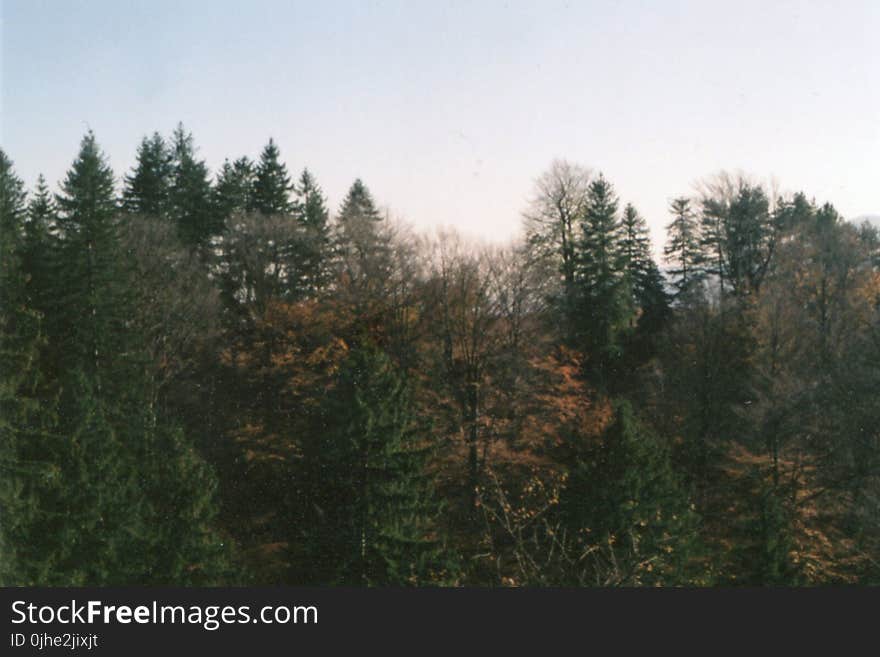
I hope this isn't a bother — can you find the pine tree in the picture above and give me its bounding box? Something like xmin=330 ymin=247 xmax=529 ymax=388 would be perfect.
xmin=0 ymin=149 xmax=44 ymax=583
xmin=51 ymin=131 xmax=132 ymax=380
xmin=338 ymin=178 xmax=382 ymax=224
xmin=612 ymin=203 xmax=669 ymax=367
xmin=252 ymin=139 xmax=293 ymax=215
xmin=664 ymin=197 xmax=703 ymax=301
xmin=698 ymin=177 xmax=776 ymax=298
xmin=334 ymin=179 xmax=394 ymax=313
xmin=214 ymin=156 xmax=256 ymax=220
xmin=574 ymin=174 xmax=626 ymax=380
xmin=293 ymin=168 xmax=331 ymax=295
xmin=9 ymin=134 xmax=233 ymax=585
xmin=725 ymin=183 xmax=774 ymax=296
xmin=619 ymin=203 xmax=658 ymax=315
xmin=561 ymin=402 xmax=701 ymax=585
xmin=122 ymin=132 xmax=173 ymax=217
xmin=304 ymin=347 xmax=452 ymax=585
xmin=20 ymin=175 xmax=56 ymax=328
xmin=169 ymin=123 xmax=219 ymax=248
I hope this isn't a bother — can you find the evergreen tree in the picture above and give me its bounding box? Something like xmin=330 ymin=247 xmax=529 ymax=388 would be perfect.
xmin=574 ymin=174 xmax=626 ymax=380
xmin=10 ymin=133 xmax=233 ymax=585
xmin=122 ymin=132 xmax=173 ymax=217
xmin=619 ymin=203 xmax=658 ymax=315
xmin=561 ymin=402 xmax=701 ymax=585
xmin=699 ymin=177 xmax=776 ymax=298
xmin=0 ymin=149 xmax=42 ymax=582
xmin=724 ymin=183 xmax=774 ymax=296
xmin=20 ymin=175 xmax=56 ymax=324
xmin=252 ymin=139 xmax=293 ymax=215
xmin=169 ymin=123 xmax=219 ymax=248
xmin=214 ymin=156 xmax=256 ymax=220
xmin=338 ymin=178 xmax=382 ymax=224
xmin=303 ymin=347 xmax=452 ymax=585
xmin=613 ymin=203 xmax=669 ymax=367
xmin=664 ymin=197 xmax=704 ymax=300
xmin=772 ymin=191 xmax=813 ymax=234
xmin=293 ymin=168 xmax=331 ymax=295
xmin=334 ymin=179 xmax=394 ymax=312
xmin=51 ymin=131 xmax=132 ymax=379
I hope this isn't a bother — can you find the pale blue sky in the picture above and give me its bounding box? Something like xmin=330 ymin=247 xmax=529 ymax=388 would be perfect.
xmin=2 ymin=0 xmax=878 ymax=251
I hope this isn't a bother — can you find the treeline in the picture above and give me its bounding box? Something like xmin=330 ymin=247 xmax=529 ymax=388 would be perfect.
xmin=1 ymin=130 xmax=878 ymax=586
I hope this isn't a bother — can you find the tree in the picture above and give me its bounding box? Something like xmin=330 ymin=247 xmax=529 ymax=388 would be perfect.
xmin=122 ymin=132 xmax=173 ymax=217
xmin=17 ymin=175 xmax=56 ymax=343
xmin=560 ymin=402 xmax=702 ymax=585
xmin=664 ymin=196 xmax=703 ymax=301
xmin=619 ymin=203 xmax=668 ymax=330
xmin=51 ymin=131 xmax=132 ymax=379
xmin=293 ymin=168 xmax=332 ymax=295
xmin=218 ymin=212 xmax=310 ymax=312
xmin=334 ymin=179 xmax=394 ymax=320
xmin=214 ymin=156 xmax=256 ymax=220
xmin=338 ymin=178 xmax=382 ymax=223
xmin=169 ymin=123 xmax=219 ymax=248
xmin=574 ymin=174 xmax=627 ymax=381
xmin=12 ymin=133 xmax=234 ymax=585
xmin=698 ymin=174 xmax=777 ymax=298
xmin=252 ymin=139 xmax=293 ymax=216
xmin=424 ymin=234 xmax=505 ymax=515
xmin=523 ymin=160 xmax=591 ymax=324
xmin=304 ymin=346 xmax=452 ymax=585
xmin=0 ymin=149 xmax=50 ymax=583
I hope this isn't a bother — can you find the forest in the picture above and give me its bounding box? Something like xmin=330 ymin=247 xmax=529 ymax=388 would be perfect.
xmin=1 ymin=126 xmax=878 ymax=586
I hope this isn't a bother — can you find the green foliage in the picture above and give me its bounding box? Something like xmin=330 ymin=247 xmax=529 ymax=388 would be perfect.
xmin=618 ymin=204 xmax=669 ymax=358
xmin=252 ymin=139 xmax=293 ymax=215
xmin=573 ymin=175 xmax=628 ymax=383
xmin=338 ymin=178 xmax=382 ymax=224
xmin=50 ymin=131 xmax=134 ymax=379
xmin=664 ymin=196 xmax=703 ymax=301
xmin=302 ymin=346 xmax=454 ymax=585
xmin=169 ymin=123 xmax=220 ymax=248
xmin=1 ymin=136 xmax=234 ymax=585
xmin=0 ymin=149 xmax=46 ymax=583
xmin=561 ymin=402 xmax=702 ymax=585
xmin=700 ymin=178 xmax=777 ymax=297
xmin=214 ymin=156 xmax=256 ymax=219
xmin=292 ymin=168 xmax=332 ymax=295
xmin=123 ymin=132 xmax=173 ymax=217
xmin=5 ymin=134 xmax=880 ymax=588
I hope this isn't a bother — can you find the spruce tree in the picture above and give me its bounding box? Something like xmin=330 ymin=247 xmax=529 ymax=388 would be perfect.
xmin=122 ymin=132 xmax=173 ymax=217
xmin=304 ymin=347 xmax=452 ymax=585
xmin=561 ymin=402 xmax=701 ymax=585
xmin=169 ymin=123 xmax=219 ymax=248
xmin=613 ymin=203 xmax=669 ymax=366
xmin=0 ymin=149 xmax=42 ymax=582
xmin=293 ymin=168 xmax=331 ymax=295
xmin=618 ymin=203 xmax=659 ymax=316
xmin=11 ymin=133 xmax=233 ymax=585
xmin=338 ymin=178 xmax=382 ymax=224
xmin=214 ymin=156 xmax=256 ymax=220
xmin=574 ymin=174 xmax=626 ymax=380
xmin=724 ymin=183 xmax=774 ymax=296
xmin=334 ymin=179 xmax=394 ymax=312
xmin=19 ymin=176 xmax=56 ymax=334
xmin=664 ymin=197 xmax=704 ymax=300
xmin=252 ymin=139 xmax=293 ymax=215
xmin=51 ymin=131 xmax=132 ymax=380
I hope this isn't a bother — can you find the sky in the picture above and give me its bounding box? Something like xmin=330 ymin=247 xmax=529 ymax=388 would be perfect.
xmin=2 ymin=0 xmax=878 ymax=253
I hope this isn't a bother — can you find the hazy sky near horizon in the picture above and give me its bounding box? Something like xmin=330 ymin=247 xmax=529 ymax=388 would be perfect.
xmin=2 ymin=0 xmax=878 ymax=251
